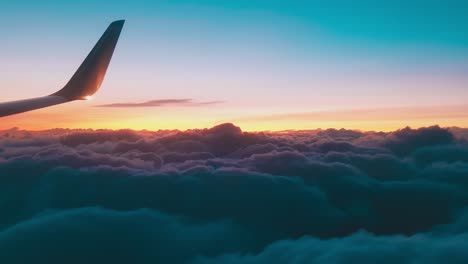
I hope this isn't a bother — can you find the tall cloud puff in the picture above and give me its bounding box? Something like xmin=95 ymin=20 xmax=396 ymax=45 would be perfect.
xmin=1 ymin=124 xmax=468 ymax=263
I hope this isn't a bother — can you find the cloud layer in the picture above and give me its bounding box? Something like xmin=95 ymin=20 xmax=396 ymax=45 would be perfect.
xmin=1 ymin=124 xmax=468 ymax=263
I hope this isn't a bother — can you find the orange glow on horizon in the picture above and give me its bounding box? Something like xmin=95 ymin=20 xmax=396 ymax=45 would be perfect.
xmin=1 ymin=103 xmax=468 ymax=132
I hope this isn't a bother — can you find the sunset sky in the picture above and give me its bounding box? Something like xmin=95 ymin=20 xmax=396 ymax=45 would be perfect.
xmin=3 ymin=2 xmax=468 ymax=261
xmin=1 ymin=0 xmax=467 ymax=131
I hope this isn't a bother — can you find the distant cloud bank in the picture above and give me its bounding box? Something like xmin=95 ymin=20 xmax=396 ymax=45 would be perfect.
xmin=95 ymin=99 xmax=223 ymax=107
xmin=1 ymin=124 xmax=468 ymax=263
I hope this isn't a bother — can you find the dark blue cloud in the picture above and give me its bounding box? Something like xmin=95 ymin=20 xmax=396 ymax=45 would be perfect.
xmin=0 ymin=207 xmax=247 ymax=263
xmin=1 ymin=124 xmax=468 ymax=263
xmin=384 ymin=126 xmax=454 ymax=156
xmin=194 ymin=231 xmax=468 ymax=264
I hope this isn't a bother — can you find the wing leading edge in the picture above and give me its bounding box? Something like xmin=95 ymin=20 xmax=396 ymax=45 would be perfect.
xmin=0 ymin=20 xmax=125 ymax=118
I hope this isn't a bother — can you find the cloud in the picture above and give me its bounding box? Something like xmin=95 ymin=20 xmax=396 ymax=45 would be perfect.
xmin=384 ymin=126 xmax=455 ymax=156
xmin=0 ymin=207 xmax=247 ymax=263
xmin=95 ymin=99 xmax=223 ymax=108
xmin=1 ymin=124 xmax=468 ymax=263
xmin=194 ymin=231 xmax=468 ymax=264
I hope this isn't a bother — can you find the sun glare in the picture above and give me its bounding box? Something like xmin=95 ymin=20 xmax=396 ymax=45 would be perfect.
xmin=85 ymin=96 xmax=93 ymax=101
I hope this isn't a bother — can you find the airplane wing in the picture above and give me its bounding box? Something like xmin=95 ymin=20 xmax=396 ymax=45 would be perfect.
xmin=0 ymin=20 xmax=125 ymax=118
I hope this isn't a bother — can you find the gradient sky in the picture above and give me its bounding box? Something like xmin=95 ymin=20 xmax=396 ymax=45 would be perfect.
xmin=1 ymin=0 xmax=467 ymax=131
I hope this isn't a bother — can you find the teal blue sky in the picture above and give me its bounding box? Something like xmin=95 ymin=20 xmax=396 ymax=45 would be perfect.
xmin=1 ymin=0 xmax=467 ymax=115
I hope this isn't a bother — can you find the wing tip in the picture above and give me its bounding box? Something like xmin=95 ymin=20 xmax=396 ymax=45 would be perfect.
xmin=111 ymin=20 xmax=125 ymax=27
xmin=51 ymin=20 xmax=125 ymax=100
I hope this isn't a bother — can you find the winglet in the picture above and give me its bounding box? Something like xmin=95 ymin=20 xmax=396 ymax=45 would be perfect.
xmin=52 ymin=20 xmax=125 ymax=100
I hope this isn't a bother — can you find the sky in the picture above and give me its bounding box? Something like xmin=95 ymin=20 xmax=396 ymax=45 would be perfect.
xmin=2 ymin=3 xmax=468 ymax=261
xmin=0 ymin=0 xmax=467 ymax=131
